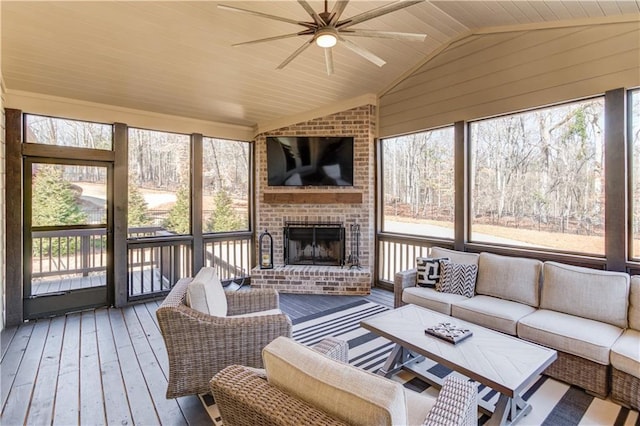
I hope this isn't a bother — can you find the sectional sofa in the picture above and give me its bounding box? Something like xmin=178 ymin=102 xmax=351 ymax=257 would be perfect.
xmin=394 ymin=247 xmax=640 ymax=410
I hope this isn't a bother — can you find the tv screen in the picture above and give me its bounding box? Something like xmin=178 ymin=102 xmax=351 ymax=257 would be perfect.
xmin=266 ymin=136 xmax=354 ymax=186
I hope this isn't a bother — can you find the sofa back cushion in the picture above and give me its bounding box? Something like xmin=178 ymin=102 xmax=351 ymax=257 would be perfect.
xmin=263 ymin=337 xmax=407 ymax=426
xmin=429 ymin=247 xmax=479 ymax=265
xmin=185 ymin=267 xmax=227 ymax=316
xmin=476 ymin=252 xmax=542 ymax=307
xmin=630 ymin=276 xmax=640 ymax=330
xmin=541 ymin=262 xmax=629 ymax=328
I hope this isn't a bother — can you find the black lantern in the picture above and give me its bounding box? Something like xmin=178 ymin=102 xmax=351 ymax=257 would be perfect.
xmin=259 ymin=229 xmax=274 ymax=269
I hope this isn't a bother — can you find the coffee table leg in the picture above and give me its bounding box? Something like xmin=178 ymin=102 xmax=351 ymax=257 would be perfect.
xmin=377 ymin=344 xmax=423 ymax=378
xmin=487 ymin=394 xmax=532 ymax=426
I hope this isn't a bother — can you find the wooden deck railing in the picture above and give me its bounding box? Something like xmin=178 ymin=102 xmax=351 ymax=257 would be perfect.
xmin=377 ymin=233 xmax=442 ymax=286
xmin=204 ymin=231 xmax=252 ymax=282
xmin=31 ymin=228 xmax=107 ymax=278
xmin=126 ymin=228 xmax=253 ymax=300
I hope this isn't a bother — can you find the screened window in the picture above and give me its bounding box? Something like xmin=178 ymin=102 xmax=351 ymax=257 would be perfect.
xmin=25 ymin=114 xmax=112 ymax=150
xmin=127 ymin=129 xmax=191 ymax=236
xmin=381 ymin=127 xmax=455 ymax=239
xmin=470 ymin=98 xmax=605 ymax=254
xmin=202 ymin=137 xmax=250 ymax=233
xmin=630 ymin=89 xmax=640 ymax=258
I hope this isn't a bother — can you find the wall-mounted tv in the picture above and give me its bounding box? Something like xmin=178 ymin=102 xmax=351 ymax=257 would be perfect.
xmin=266 ymin=136 xmax=354 ymax=186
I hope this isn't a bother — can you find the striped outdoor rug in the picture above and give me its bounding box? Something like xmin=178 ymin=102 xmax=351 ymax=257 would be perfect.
xmin=203 ymin=299 xmax=639 ymax=425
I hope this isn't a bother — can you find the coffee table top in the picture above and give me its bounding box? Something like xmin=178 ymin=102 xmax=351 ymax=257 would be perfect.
xmin=360 ymin=304 xmax=557 ymax=397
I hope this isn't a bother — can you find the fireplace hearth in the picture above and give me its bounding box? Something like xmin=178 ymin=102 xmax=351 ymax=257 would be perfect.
xmin=284 ymin=222 xmax=345 ymax=266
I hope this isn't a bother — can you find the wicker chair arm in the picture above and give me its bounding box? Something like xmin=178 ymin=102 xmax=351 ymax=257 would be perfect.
xmin=311 ymin=337 xmax=350 ymax=363
xmin=394 ymin=268 xmax=417 ymax=308
xmin=424 ymin=377 xmax=478 ymax=426
xmin=211 ymin=365 xmax=346 ymax=426
xmin=226 ymin=288 xmax=280 ymax=315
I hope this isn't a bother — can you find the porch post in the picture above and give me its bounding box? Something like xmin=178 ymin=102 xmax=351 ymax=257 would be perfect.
xmin=113 ymin=122 xmax=128 ymax=307
xmin=5 ymin=108 xmax=23 ymax=325
xmin=605 ymin=88 xmax=627 ymax=271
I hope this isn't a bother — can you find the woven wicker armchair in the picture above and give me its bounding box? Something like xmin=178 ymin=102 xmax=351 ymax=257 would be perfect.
xmin=156 ymin=277 xmax=292 ymax=398
xmin=211 ymin=337 xmax=478 ymax=426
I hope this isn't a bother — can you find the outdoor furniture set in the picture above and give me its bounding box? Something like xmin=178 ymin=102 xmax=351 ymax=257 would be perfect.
xmin=394 ymin=247 xmax=640 ymax=410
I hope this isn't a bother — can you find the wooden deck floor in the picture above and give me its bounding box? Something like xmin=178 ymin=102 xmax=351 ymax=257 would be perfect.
xmin=1 ymin=287 xmax=393 ymax=425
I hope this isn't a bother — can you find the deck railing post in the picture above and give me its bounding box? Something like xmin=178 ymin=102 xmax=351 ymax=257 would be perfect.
xmin=81 ymin=234 xmax=91 ymax=277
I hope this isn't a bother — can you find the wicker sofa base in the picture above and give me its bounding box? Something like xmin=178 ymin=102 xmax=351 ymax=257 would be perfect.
xmin=543 ymin=350 xmax=609 ymax=398
xmin=611 ymin=367 xmax=640 ymax=410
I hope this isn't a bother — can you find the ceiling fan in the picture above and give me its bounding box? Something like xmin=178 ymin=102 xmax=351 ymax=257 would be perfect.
xmin=218 ymin=0 xmax=427 ymax=75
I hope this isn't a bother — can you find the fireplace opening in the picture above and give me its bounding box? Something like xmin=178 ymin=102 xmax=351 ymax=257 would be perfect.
xmin=284 ymin=222 xmax=345 ymax=266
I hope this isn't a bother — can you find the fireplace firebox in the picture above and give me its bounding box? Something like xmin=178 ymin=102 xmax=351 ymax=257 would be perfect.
xmin=284 ymin=222 xmax=345 ymax=266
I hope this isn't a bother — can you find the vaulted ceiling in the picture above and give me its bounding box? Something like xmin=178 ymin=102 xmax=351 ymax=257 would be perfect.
xmin=2 ymin=1 xmax=639 ymax=130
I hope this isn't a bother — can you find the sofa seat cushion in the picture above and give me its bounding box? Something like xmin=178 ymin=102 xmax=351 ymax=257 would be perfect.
xmin=541 ymin=262 xmax=629 ymax=328
xmin=475 ymin=252 xmax=542 ymax=307
xmin=452 ymin=295 xmax=536 ymax=335
xmin=263 ymin=336 xmax=414 ymax=426
xmin=185 ymin=267 xmax=227 ymax=316
xmin=402 ymin=286 xmax=467 ymax=315
xmin=610 ymin=329 xmax=640 ymax=378
xmin=517 ymin=309 xmax=623 ymax=364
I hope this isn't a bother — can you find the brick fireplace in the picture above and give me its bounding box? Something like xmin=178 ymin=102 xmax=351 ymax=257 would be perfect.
xmin=251 ymin=105 xmax=375 ymax=295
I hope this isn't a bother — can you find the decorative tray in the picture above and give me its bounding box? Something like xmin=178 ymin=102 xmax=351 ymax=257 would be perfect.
xmin=425 ymin=322 xmax=473 ymax=344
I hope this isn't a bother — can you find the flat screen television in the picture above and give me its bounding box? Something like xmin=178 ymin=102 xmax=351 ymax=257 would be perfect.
xmin=266 ymin=136 xmax=354 ymax=186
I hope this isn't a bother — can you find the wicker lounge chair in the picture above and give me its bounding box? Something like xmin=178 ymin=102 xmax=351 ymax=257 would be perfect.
xmin=156 ymin=276 xmax=292 ymax=398
xmin=211 ymin=337 xmax=478 ymax=426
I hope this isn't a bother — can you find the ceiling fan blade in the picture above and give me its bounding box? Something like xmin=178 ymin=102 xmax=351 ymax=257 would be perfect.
xmin=337 ymin=0 xmax=424 ymax=29
xmin=328 ymin=1 xmax=350 ymax=25
xmin=298 ymin=0 xmax=326 ymax=26
xmin=339 ymin=29 xmax=426 ymax=42
xmin=232 ymin=33 xmax=304 ymax=47
xmin=339 ymin=37 xmax=386 ymax=67
xmin=277 ymin=38 xmax=314 ymax=70
xmin=218 ymin=4 xmax=310 ymax=27
xmin=324 ymin=48 xmax=334 ymax=75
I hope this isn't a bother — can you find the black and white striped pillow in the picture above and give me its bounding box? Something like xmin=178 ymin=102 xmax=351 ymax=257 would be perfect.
xmin=416 ymin=257 xmax=449 ymax=288
xmin=436 ymin=260 xmax=477 ymax=298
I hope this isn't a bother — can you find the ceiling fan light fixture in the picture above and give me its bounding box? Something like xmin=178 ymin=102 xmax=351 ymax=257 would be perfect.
xmin=316 ymin=28 xmax=338 ymax=48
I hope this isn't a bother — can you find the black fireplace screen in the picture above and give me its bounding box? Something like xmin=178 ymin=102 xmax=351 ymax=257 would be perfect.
xmin=284 ymin=222 xmax=345 ymax=266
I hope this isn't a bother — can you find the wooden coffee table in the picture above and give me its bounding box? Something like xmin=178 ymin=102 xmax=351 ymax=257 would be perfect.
xmin=360 ymin=304 xmax=557 ymax=426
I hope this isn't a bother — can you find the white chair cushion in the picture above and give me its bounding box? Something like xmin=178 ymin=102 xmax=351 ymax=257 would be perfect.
xmin=452 ymin=295 xmax=536 ymax=335
xmin=541 ymin=262 xmax=629 ymax=328
xmin=402 ymin=286 xmax=467 ymax=315
xmin=429 ymin=247 xmax=479 ymax=265
xmin=230 ymin=308 xmax=283 ymax=318
xmin=629 ymin=276 xmax=640 ymax=331
xmin=517 ymin=309 xmax=623 ymax=364
xmin=186 ymin=267 xmax=227 ymax=316
xmin=405 ymin=388 xmax=436 ymax=426
xmin=610 ymin=329 xmax=640 ymax=378
xmin=263 ymin=336 xmax=409 ymax=426
xmin=476 ymin=252 xmax=542 ymax=307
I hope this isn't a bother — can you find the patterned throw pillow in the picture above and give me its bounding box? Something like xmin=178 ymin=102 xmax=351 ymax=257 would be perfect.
xmin=436 ymin=260 xmax=478 ymax=298
xmin=416 ymin=257 xmax=449 ymax=288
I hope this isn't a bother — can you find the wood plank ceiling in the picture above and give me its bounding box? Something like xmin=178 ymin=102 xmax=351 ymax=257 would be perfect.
xmin=2 ymin=1 xmax=639 ymax=129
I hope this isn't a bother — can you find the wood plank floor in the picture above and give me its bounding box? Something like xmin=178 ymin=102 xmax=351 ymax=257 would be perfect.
xmin=1 ymin=287 xmax=393 ymax=425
